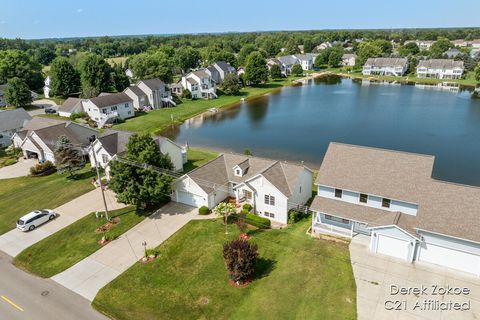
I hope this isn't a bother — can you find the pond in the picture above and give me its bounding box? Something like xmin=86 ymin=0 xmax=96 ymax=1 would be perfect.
xmin=163 ymin=76 xmax=480 ymax=186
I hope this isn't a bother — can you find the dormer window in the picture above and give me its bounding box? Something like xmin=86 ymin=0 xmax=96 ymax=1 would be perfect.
xmin=235 ymin=169 xmax=242 ymax=177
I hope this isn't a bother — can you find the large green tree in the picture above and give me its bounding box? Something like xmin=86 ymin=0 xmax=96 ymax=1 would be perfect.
xmin=54 ymin=135 xmax=84 ymax=178
xmin=244 ymin=52 xmax=268 ymax=85
xmin=111 ymin=63 xmax=130 ymax=92
xmin=128 ymin=51 xmax=174 ymax=83
xmin=220 ymin=73 xmax=241 ymax=95
xmin=429 ymin=38 xmax=454 ymax=58
xmin=174 ymin=46 xmax=201 ymax=73
xmin=49 ymin=57 xmax=80 ymax=96
xmin=328 ymin=47 xmax=344 ymax=67
xmin=0 ymin=50 xmax=43 ymax=90
xmin=4 ymin=77 xmax=32 ymax=108
xmin=356 ymin=42 xmax=383 ymax=66
xmin=270 ymin=64 xmax=282 ymax=79
xmin=33 ymin=47 xmax=56 ymax=65
xmin=109 ymin=134 xmax=174 ymax=208
xmin=475 ymin=65 xmax=480 ymax=83
xmin=237 ymin=44 xmax=256 ymax=66
xmin=398 ymin=42 xmax=419 ymax=57
xmin=79 ymin=53 xmax=113 ymax=97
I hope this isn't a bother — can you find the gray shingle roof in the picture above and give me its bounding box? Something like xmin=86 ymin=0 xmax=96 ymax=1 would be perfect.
xmin=213 ymin=61 xmax=235 ymax=73
xmin=417 ymin=59 xmax=464 ymax=69
xmin=364 ymin=58 xmax=408 ymax=68
xmin=58 ymin=98 xmax=84 ymax=113
xmin=277 ymin=55 xmax=299 ymax=66
xmin=97 ymin=130 xmax=133 ymax=156
xmin=138 ymin=78 xmax=165 ymax=91
xmin=0 ymin=108 xmax=32 ymax=132
xmin=32 ymin=122 xmax=97 ymax=151
xmin=89 ymin=92 xmax=132 ymax=108
xmin=124 ymin=85 xmax=147 ymax=97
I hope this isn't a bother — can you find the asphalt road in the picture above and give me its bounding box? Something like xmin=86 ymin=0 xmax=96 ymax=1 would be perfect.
xmin=0 ymin=251 xmax=107 ymax=320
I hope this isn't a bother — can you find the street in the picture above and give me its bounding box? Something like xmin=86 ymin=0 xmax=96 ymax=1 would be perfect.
xmin=0 ymin=251 xmax=107 ymax=320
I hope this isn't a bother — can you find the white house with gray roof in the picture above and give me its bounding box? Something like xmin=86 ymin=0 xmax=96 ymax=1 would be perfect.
xmin=416 ymin=59 xmax=464 ymax=79
xmin=208 ymin=61 xmax=236 ymax=83
xmin=172 ymin=153 xmax=313 ymax=224
xmin=362 ymin=58 xmax=408 ymax=76
xmin=180 ymin=69 xmax=217 ymax=99
xmin=124 ymin=78 xmax=175 ymax=110
xmin=0 ymin=108 xmax=32 ymax=147
xmin=82 ymin=92 xmax=134 ymax=128
xmin=311 ymin=142 xmax=480 ymax=276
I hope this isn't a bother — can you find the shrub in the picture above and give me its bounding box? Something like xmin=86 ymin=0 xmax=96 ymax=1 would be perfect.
xmin=145 ymin=248 xmax=160 ymax=257
xmin=182 ymin=89 xmax=192 ymax=99
xmin=5 ymin=145 xmax=22 ymax=157
xmin=223 ymin=239 xmax=258 ymax=284
xmin=245 ymin=213 xmax=271 ymax=229
xmin=30 ymin=161 xmax=56 ymax=176
xmin=242 ymin=203 xmax=253 ymax=212
xmin=291 ymin=64 xmax=303 ymax=76
xmin=69 ymin=111 xmax=88 ymax=121
xmin=198 ymin=206 xmax=209 ymax=215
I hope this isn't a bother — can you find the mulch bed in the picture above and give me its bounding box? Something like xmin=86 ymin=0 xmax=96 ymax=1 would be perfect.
xmin=139 ymin=256 xmax=157 ymax=264
xmin=228 ymin=278 xmax=252 ymax=288
xmin=95 ymin=217 xmax=120 ymax=233
xmin=98 ymin=239 xmax=111 ymax=246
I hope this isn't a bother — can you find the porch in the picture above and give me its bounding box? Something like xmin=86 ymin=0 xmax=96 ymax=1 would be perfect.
xmin=311 ymin=211 xmax=371 ymax=239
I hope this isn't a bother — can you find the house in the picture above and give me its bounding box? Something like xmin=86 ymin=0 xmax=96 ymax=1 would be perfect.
xmin=125 ymin=68 xmax=134 ymax=79
xmin=315 ymin=42 xmax=332 ymax=51
xmin=341 ymin=53 xmax=357 ymax=67
xmin=0 ymin=108 xmax=32 ymax=147
xmin=170 ymin=82 xmax=184 ymax=97
xmin=172 ymin=153 xmax=313 ymax=225
xmin=452 ymin=39 xmax=480 ymax=48
xmin=88 ymin=129 xmax=187 ymax=177
xmin=13 ymin=117 xmax=97 ymax=163
xmin=444 ymin=48 xmax=461 ymax=58
xmin=0 ymin=84 xmax=7 ymax=107
xmin=277 ymin=55 xmax=300 ymax=74
xmin=210 ymin=61 xmax=236 ymax=83
xmin=58 ymin=98 xmax=85 ymax=118
xmin=404 ymin=40 xmax=435 ymax=51
xmin=266 ymin=58 xmax=287 ymax=76
xmin=297 ymin=45 xmax=305 ymax=54
xmin=311 ymin=142 xmax=480 ymax=276
xmin=362 ymin=58 xmax=408 ymax=76
xmin=124 ymin=78 xmax=175 ymax=110
xmin=180 ymin=69 xmax=217 ymax=99
xmin=294 ymin=54 xmax=317 ymax=70
xmin=43 ymin=76 xmax=51 ymax=98
xmin=416 ymin=59 xmax=464 ymax=79
xmin=82 ymin=92 xmax=134 ymax=128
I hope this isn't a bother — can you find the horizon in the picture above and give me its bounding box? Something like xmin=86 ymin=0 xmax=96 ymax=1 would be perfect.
xmin=2 ymin=0 xmax=480 ymax=39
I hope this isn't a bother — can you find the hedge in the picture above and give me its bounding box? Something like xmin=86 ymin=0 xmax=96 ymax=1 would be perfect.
xmin=198 ymin=206 xmax=209 ymax=215
xmin=245 ymin=213 xmax=271 ymax=229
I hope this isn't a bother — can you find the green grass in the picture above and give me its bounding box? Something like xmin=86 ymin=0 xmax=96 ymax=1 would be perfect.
xmin=106 ymin=56 xmax=128 ymax=67
xmin=113 ymin=78 xmax=297 ymax=135
xmin=93 ymin=218 xmax=356 ymax=320
xmin=0 ymin=148 xmax=19 ymax=168
xmin=14 ymin=206 xmax=152 ymax=278
xmin=0 ymin=166 xmax=95 ymax=235
xmin=183 ymin=148 xmax=218 ymax=172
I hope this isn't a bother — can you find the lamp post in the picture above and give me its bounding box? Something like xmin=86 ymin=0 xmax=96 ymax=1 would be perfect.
xmin=142 ymin=241 xmax=147 ymax=258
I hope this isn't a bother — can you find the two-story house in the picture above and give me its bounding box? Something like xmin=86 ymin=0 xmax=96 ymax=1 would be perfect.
xmin=416 ymin=59 xmax=464 ymax=79
xmin=206 ymin=61 xmax=236 ymax=83
xmin=172 ymin=153 xmax=313 ymax=225
xmin=362 ymin=58 xmax=408 ymax=76
xmin=311 ymin=142 xmax=480 ymax=277
xmin=82 ymin=93 xmax=134 ymax=128
xmin=180 ymin=70 xmax=217 ymax=99
xmin=124 ymin=78 xmax=175 ymax=110
xmin=0 ymin=108 xmax=32 ymax=147
xmin=341 ymin=53 xmax=357 ymax=66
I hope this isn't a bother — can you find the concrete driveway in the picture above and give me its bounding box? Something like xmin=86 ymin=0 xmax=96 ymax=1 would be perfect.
xmin=0 ymin=158 xmax=36 ymax=179
xmin=0 ymin=189 xmax=125 ymax=257
xmin=350 ymin=235 xmax=480 ymax=320
xmin=29 ymin=99 xmax=58 ymax=116
xmin=52 ymin=202 xmax=212 ymax=301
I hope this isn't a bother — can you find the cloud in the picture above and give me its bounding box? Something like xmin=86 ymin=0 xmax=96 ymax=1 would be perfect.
xmin=77 ymin=8 xmax=83 ymax=13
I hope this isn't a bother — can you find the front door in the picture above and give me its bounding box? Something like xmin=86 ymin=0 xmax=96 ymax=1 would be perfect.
xmin=353 ymin=222 xmax=371 ymax=235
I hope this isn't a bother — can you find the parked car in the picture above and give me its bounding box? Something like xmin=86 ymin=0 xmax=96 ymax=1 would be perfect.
xmin=45 ymin=108 xmax=56 ymax=114
xmin=16 ymin=210 xmax=56 ymax=231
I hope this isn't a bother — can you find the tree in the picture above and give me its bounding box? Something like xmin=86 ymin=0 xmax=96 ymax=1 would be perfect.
xmin=314 ymin=50 xmax=330 ymax=67
xmin=291 ymin=64 xmax=303 ymax=76
xmin=49 ymin=57 xmax=80 ymax=96
xmin=79 ymin=53 xmax=113 ymax=96
xmin=4 ymin=77 xmax=31 ymax=108
xmin=398 ymin=42 xmax=419 ymax=57
xmin=244 ymin=52 xmax=268 ymax=85
xmin=221 ymin=73 xmax=241 ymax=95
xmin=213 ymin=202 xmax=237 ymax=224
xmin=109 ymin=134 xmax=174 ymax=208
xmin=429 ymin=38 xmax=453 ymax=58
xmin=328 ymin=47 xmax=344 ymax=67
xmin=54 ymin=135 xmax=84 ymax=178
xmin=237 ymin=44 xmax=256 ymax=66
xmin=303 ymin=38 xmax=315 ymax=53
xmin=111 ymin=63 xmax=130 ymax=92
xmin=182 ymin=88 xmax=192 ymax=99
xmin=475 ymin=65 xmax=480 ymax=83
xmin=356 ymin=42 xmax=383 ymax=66
xmin=269 ymin=64 xmax=282 ymax=79
xmin=128 ymin=51 xmax=174 ymax=83
xmin=33 ymin=47 xmax=56 ymax=65
xmin=223 ymin=239 xmax=258 ymax=284
xmin=174 ymin=46 xmax=201 ymax=73
xmin=0 ymin=50 xmax=43 ymax=90
xmin=372 ymin=39 xmax=393 ymax=55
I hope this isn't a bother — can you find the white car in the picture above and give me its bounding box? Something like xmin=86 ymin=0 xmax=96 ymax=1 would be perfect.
xmin=16 ymin=210 xmax=57 ymax=232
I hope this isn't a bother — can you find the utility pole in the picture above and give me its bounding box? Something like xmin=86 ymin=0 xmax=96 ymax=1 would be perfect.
xmin=91 ymin=141 xmax=109 ymax=221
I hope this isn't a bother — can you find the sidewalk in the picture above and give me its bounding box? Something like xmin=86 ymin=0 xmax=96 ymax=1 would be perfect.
xmin=52 ymin=202 xmax=211 ymax=301
xmin=0 ymin=189 xmax=125 ymax=257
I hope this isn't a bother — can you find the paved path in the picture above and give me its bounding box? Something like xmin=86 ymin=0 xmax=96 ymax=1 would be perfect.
xmin=0 ymin=251 xmax=107 ymax=320
xmin=350 ymin=235 xmax=480 ymax=320
xmin=52 ymin=202 xmax=210 ymax=301
xmin=0 ymin=189 xmax=125 ymax=257
xmin=29 ymin=99 xmax=58 ymax=116
xmin=0 ymin=158 xmax=36 ymax=179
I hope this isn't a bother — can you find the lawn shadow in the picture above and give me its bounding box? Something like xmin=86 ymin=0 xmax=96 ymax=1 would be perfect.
xmin=67 ymin=169 xmax=96 ymax=180
xmin=253 ymin=257 xmax=276 ymax=281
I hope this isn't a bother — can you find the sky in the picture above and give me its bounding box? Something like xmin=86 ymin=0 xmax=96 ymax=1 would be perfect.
xmin=1 ymin=0 xmax=480 ymax=39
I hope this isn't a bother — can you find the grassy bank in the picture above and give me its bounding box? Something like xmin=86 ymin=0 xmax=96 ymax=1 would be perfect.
xmin=14 ymin=206 xmax=152 ymax=278
xmin=93 ymin=218 xmax=356 ymax=320
xmin=113 ymin=77 xmax=298 ymax=135
xmin=0 ymin=166 xmax=95 ymax=235
xmin=184 ymin=148 xmax=218 ymax=172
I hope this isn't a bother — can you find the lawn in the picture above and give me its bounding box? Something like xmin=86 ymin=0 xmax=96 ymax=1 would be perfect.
xmin=0 ymin=148 xmax=20 ymax=168
xmin=93 ymin=218 xmax=356 ymax=320
xmin=0 ymin=166 xmax=95 ymax=235
xmin=113 ymin=78 xmax=299 ymax=135
xmin=14 ymin=206 xmax=152 ymax=278
xmin=183 ymin=148 xmax=218 ymax=172
xmin=106 ymin=56 xmax=128 ymax=66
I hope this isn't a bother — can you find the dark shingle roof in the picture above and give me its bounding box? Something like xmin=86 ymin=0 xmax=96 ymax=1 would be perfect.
xmin=138 ymin=78 xmax=165 ymax=91
xmin=125 ymin=86 xmax=146 ymax=97
xmin=58 ymin=98 xmax=84 ymax=113
xmin=97 ymin=130 xmax=133 ymax=156
xmin=89 ymin=92 xmax=132 ymax=108
xmin=0 ymin=108 xmax=32 ymax=132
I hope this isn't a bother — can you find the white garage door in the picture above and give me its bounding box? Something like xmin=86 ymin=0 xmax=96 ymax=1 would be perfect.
xmin=418 ymin=243 xmax=480 ymax=275
xmin=376 ymin=235 xmax=410 ymax=261
xmin=176 ymin=191 xmax=206 ymax=208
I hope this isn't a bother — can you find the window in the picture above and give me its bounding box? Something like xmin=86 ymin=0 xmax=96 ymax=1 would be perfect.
xmin=264 ymin=212 xmax=275 ymax=218
xmin=235 ymin=169 xmax=241 ymax=176
xmin=125 ymin=103 xmax=129 ymax=108
xmin=359 ymin=194 xmax=368 ymax=203
xmin=382 ymin=198 xmax=391 ymax=208
xmin=244 ymin=190 xmax=252 ymax=200
xmin=264 ymin=195 xmax=275 ymax=206
xmin=128 ymin=111 xmax=131 ymax=115
xmin=299 ymin=186 xmax=302 ymax=193
xmin=334 ymin=189 xmax=342 ymax=198
xmin=111 ymin=106 xmax=118 ymax=111
xmin=102 ymin=154 xmax=109 ymax=164
xmin=325 ymin=215 xmax=349 ymax=224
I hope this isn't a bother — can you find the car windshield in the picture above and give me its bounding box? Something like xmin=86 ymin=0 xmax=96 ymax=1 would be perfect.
xmin=17 ymin=219 xmax=25 ymax=225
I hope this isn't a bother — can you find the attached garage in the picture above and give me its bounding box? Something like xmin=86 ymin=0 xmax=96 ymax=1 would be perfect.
xmin=376 ymin=235 xmax=410 ymax=260
xmin=172 ymin=176 xmax=210 ymax=208
xmin=370 ymin=226 xmax=417 ymax=262
xmin=175 ymin=191 xmax=207 ymax=208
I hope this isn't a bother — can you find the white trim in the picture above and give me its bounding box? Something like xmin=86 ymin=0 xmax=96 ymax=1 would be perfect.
xmin=416 ymin=228 xmax=480 ymax=246
xmin=369 ymin=224 xmax=419 ymax=240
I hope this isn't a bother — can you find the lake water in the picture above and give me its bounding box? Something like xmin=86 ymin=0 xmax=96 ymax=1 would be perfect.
xmin=164 ymin=77 xmax=480 ymax=186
